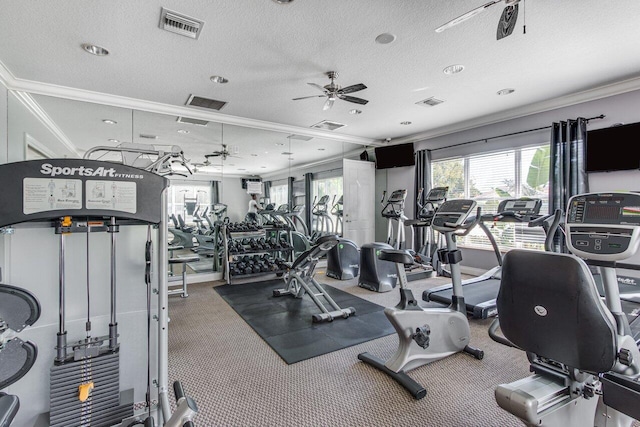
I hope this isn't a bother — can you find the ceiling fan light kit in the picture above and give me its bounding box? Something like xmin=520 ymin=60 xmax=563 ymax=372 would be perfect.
xmin=435 ymin=0 xmax=522 ymax=40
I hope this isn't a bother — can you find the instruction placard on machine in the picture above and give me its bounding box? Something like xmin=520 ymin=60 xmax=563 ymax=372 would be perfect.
xmin=23 ymin=178 xmax=83 ymax=214
xmin=86 ymin=180 xmax=137 ymax=213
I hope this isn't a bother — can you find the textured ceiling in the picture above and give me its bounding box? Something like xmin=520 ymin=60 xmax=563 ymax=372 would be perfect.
xmin=2 ymin=0 xmax=640 ymax=174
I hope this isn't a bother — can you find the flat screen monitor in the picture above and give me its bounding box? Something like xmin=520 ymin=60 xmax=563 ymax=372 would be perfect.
xmin=586 ymin=123 xmax=640 ymax=173
xmin=374 ymin=142 xmax=415 ymax=169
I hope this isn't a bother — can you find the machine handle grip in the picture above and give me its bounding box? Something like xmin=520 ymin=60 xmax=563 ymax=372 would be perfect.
xmin=380 ymin=190 xmax=387 ymax=205
xmin=183 ymin=422 xmax=195 ymax=427
xmin=457 ymin=207 xmax=482 ymax=236
xmin=173 ymin=381 xmax=186 ymax=401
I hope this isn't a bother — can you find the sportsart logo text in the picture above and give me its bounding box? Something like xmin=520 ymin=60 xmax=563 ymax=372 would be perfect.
xmin=40 ymin=163 xmax=143 ymax=179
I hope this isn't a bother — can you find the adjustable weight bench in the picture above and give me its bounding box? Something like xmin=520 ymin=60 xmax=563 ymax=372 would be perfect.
xmin=273 ymin=234 xmax=356 ymax=323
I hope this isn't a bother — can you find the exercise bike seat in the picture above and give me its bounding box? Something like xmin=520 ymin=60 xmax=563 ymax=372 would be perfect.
xmin=378 ymin=249 xmax=414 ymax=266
xmin=290 ymin=234 xmax=339 ymax=270
xmin=0 ymin=393 xmax=19 ymax=427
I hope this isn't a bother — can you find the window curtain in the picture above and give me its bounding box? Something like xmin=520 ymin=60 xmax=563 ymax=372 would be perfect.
xmin=263 ymin=181 xmax=271 ymax=203
xmin=288 ymin=177 xmax=294 ymax=209
xmin=211 ymin=181 xmax=220 ymax=204
xmin=549 ymin=118 xmax=589 ymax=252
xmin=304 ymin=173 xmax=313 ymax=228
xmin=413 ymin=149 xmax=432 ymax=250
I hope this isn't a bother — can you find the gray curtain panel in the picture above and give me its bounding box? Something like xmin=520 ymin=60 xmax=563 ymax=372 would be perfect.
xmin=413 ymin=149 xmax=432 ymax=250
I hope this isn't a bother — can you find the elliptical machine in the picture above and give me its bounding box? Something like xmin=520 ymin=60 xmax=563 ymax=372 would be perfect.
xmin=358 ymin=199 xmax=484 ymax=399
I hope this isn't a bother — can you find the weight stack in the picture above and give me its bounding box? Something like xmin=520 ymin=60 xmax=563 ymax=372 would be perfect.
xmin=49 ymin=351 xmax=133 ymax=427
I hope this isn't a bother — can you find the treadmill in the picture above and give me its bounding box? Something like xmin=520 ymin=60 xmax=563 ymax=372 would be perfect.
xmin=423 ymin=198 xmax=542 ymax=318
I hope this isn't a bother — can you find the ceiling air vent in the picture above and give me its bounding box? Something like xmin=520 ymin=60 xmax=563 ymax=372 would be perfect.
xmin=159 ymin=8 xmax=204 ymax=40
xmin=186 ymin=95 xmax=227 ymax=111
xmin=176 ymin=116 xmax=209 ymax=126
xmin=288 ymin=134 xmax=313 ymax=141
xmin=310 ymin=120 xmax=346 ymax=131
xmin=416 ymin=97 xmax=445 ymax=107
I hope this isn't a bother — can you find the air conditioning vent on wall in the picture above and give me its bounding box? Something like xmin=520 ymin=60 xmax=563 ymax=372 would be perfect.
xmin=310 ymin=120 xmax=346 ymax=131
xmin=176 ymin=116 xmax=209 ymax=126
xmin=416 ymin=97 xmax=445 ymax=107
xmin=186 ymin=95 xmax=227 ymax=111
xmin=159 ymin=8 xmax=204 ymax=39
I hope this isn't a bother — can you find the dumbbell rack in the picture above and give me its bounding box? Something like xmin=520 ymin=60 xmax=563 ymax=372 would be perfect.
xmin=223 ymin=222 xmax=293 ymax=284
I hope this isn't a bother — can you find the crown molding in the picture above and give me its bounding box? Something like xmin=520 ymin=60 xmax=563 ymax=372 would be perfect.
xmin=0 ymin=61 xmax=377 ymax=147
xmin=391 ymin=75 xmax=640 ymax=145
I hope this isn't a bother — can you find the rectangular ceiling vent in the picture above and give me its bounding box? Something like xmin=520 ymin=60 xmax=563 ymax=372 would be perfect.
xmin=310 ymin=120 xmax=346 ymax=131
xmin=139 ymin=134 xmax=158 ymax=140
xmin=159 ymin=8 xmax=204 ymax=40
xmin=176 ymin=116 xmax=209 ymax=126
xmin=186 ymin=94 xmax=227 ymax=111
xmin=288 ymin=134 xmax=314 ymax=141
xmin=416 ymin=97 xmax=445 ymax=107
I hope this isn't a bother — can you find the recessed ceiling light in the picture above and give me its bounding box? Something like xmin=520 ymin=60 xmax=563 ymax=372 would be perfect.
xmin=275 ymin=143 xmax=285 ymax=146
xmin=177 ymin=129 xmax=189 ymax=134
xmin=497 ymin=88 xmax=516 ymax=96
xmin=400 ymin=121 xmax=412 ymax=125
xmin=272 ymin=0 xmax=294 ymax=3
xmin=82 ymin=43 xmax=109 ymax=56
xmin=282 ymin=152 xmax=293 ymax=155
xmin=108 ymin=139 xmax=119 ymax=143
xmin=228 ymin=164 xmax=235 ymax=166
xmin=318 ymin=148 xmax=326 ymax=151
xmin=261 ymin=166 xmax=267 ymax=168
xmin=349 ymin=109 xmax=362 ymax=115
xmin=102 ymin=119 xmax=117 ymax=125
xmin=443 ymin=64 xmax=465 ymax=75
xmin=288 ymin=157 xmax=294 ymax=160
xmin=375 ymin=33 xmax=396 ymax=45
xmin=210 ymin=75 xmax=229 ymax=84
xmin=251 ymin=154 xmax=258 ymax=157
xmin=237 ymin=168 xmax=246 ymax=171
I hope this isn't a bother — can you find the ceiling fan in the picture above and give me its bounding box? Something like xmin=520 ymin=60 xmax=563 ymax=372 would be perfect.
xmin=292 ymin=71 xmax=368 ymax=111
xmin=435 ymin=0 xmax=522 ymax=40
xmin=203 ymin=144 xmax=239 ymax=162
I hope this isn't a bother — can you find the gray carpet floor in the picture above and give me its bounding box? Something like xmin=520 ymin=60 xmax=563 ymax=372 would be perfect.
xmin=167 ymin=269 xmax=532 ymax=427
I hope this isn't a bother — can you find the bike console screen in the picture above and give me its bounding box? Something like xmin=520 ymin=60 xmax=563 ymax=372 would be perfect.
xmin=566 ymin=192 xmax=640 ymax=261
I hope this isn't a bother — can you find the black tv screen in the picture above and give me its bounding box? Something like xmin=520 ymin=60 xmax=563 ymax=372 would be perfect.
xmin=586 ymin=123 xmax=640 ymax=173
xmin=374 ymin=143 xmax=415 ymax=169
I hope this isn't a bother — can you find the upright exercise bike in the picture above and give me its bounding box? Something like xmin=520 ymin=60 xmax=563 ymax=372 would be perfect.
xmin=358 ymin=199 xmax=484 ymax=399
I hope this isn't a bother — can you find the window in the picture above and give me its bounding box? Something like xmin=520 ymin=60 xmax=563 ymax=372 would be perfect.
xmin=431 ymin=144 xmax=550 ymax=251
xmin=270 ymin=184 xmax=289 ymax=208
xmin=168 ymin=182 xmax=213 ymax=225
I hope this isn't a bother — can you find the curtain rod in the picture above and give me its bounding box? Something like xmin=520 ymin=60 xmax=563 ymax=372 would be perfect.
xmin=431 ymin=114 xmax=605 ymax=152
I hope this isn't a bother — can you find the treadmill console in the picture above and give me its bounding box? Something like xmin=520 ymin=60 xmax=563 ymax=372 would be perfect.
xmin=426 ymin=187 xmax=448 ymax=202
xmin=496 ymin=198 xmax=542 ymax=219
xmin=381 ymin=189 xmax=407 ymax=218
xmin=566 ymin=192 xmax=640 ymax=261
xmin=431 ymin=199 xmax=477 ymax=231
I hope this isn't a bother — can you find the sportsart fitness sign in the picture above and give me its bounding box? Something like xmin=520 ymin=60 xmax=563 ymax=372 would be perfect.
xmin=39 ymin=163 xmax=145 ymax=180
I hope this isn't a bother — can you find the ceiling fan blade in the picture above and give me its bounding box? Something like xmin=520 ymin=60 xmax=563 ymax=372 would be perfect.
xmin=323 ymin=98 xmax=335 ymax=111
xmin=496 ymin=3 xmax=518 ymax=40
xmin=435 ymin=0 xmax=502 ymax=33
xmin=308 ymin=82 xmax=329 ymax=93
xmin=292 ymin=94 xmax=326 ymax=101
xmin=338 ymin=83 xmax=367 ymax=94
xmin=339 ymin=95 xmax=369 ymax=105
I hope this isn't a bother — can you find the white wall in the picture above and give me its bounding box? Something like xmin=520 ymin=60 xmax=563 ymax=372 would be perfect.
xmin=0 ymin=82 xmax=7 ymax=164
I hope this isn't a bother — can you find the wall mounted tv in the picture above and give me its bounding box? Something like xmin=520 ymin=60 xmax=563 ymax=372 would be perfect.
xmin=586 ymin=122 xmax=640 ymax=173
xmin=374 ymin=142 xmax=415 ymax=169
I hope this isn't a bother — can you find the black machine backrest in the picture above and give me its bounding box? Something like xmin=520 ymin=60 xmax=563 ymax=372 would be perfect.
xmin=177 ymin=214 xmax=187 ymax=228
xmin=290 ymin=234 xmax=338 ymax=270
xmin=497 ymin=249 xmax=618 ymax=374
xmin=170 ymin=214 xmax=179 ymax=228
